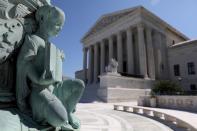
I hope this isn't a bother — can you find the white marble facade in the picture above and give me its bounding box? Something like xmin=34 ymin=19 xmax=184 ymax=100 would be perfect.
xmin=79 ymin=6 xmax=188 ymax=84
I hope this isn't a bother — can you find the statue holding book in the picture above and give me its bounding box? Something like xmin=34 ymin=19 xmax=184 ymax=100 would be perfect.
xmin=0 ymin=0 xmax=84 ymax=131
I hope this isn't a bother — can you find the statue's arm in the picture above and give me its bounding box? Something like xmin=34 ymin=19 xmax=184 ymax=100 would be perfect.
xmin=22 ymin=36 xmax=56 ymax=86
xmin=26 ymin=64 xmax=56 ymax=86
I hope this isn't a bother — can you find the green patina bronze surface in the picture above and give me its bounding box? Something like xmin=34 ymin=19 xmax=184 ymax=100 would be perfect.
xmin=0 ymin=1 xmax=84 ymax=131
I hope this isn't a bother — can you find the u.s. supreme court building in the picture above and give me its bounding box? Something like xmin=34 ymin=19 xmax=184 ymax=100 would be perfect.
xmin=75 ymin=6 xmax=197 ymax=102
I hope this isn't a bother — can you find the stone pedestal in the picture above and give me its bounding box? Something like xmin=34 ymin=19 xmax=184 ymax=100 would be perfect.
xmin=98 ymin=74 xmax=153 ymax=102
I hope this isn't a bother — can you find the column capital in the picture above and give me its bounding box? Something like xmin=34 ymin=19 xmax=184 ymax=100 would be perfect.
xmin=100 ymin=39 xmax=105 ymax=45
xmin=94 ymin=43 xmax=98 ymax=49
xmin=117 ymin=31 xmax=122 ymax=42
xmin=88 ymin=45 xmax=93 ymax=50
xmin=109 ymin=35 xmax=114 ymax=41
xmin=145 ymin=25 xmax=152 ymax=31
xmin=126 ymin=27 xmax=131 ymax=31
xmin=137 ymin=23 xmax=145 ymax=29
xmin=108 ymin=35 xmax=113 ymax=43
xmin=117 ymin=31 xmax=123 ymax=36
xmin=83 ymin=47 xmax=88 ymax=52
xmin=126 ymin=27 xmax=133 ymax=34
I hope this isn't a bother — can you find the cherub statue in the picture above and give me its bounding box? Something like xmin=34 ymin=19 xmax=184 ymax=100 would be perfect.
xmin=0 ymin=1 xmax=84 ymax=130
xmin=16 ymin=5 xmax=84 ymax=131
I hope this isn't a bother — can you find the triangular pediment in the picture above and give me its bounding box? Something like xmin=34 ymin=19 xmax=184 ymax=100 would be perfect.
xmin=82 ymin=6 xmax=139 ymax=40
xmin=82 ymin=6 xmax=189 ymax=42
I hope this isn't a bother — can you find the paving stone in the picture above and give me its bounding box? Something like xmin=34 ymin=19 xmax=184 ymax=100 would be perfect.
xmin=76 ymin=103 xmax=175 ymax=131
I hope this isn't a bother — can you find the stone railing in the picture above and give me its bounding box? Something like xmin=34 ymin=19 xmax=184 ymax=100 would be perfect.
xmin=157 ymin=96 xmax=197 ymax=112
xmin=114 ymin=105 xmax=197 ymax=131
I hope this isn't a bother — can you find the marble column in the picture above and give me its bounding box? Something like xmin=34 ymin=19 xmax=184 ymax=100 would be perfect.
xmin=155 ymin=32 xmax=162 ymax=79
xmin=126 ymin=28 xmax=134 ymax=75
xmin=117 ymin=32 xmax=123 ymax=73
xmin=137 ymin=24 xmax=148 ymax=78
xmin=88 ymin=46 xmax=93 ymax=84
xmin=100 ymin=40 xmax=105 ymax=74
xmin=108 ymin=36 xmax=114 ymax=61
xmin=83 ymin=48 xmax=88 ymax=83
xmin=158 ymin=32 xmax=167 ymax=79
xmin=94 ymin=44 xmax=99 ymax=83
xmin=146 ymin=27 xmax=155 ymax=79
xmin=161 ymin=34 xmax=169 ymax=79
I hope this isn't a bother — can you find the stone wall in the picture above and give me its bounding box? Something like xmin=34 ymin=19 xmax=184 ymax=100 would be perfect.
xmin=156 ymin=95 xmax=197 ymax=112
xmin=168 ymin=40 xmax=197 ymax=91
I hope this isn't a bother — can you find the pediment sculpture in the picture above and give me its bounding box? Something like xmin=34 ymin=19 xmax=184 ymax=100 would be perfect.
xmin=0 ymin=1 xmax=84 ymax=131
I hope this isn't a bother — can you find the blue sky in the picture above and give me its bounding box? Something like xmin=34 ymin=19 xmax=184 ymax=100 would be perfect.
xmin=51 ymin=0 xmax=197 ymax=78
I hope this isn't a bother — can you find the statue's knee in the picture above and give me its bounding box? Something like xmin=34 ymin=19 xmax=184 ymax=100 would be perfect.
xmin=62 ymin=79 xmax=85 ymax=93
xmin=73 ymin=79 xmax=85 ymax=90
xmin=56 ymin=116 xmax=68 ymax=126
xmin=49 ymin=116 xmax=68 ymax=127
xmin=45 ymin=99 xmax=68 ymax=127
xmin=75 ymin=79 xmax=85 ymax=89
xmin=47 ymin=110 xmax=68 ymax=127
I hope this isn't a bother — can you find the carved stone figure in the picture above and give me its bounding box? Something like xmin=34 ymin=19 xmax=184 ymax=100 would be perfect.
xmin=0 ymin=0 xmax=51 ymax=19
xmin=16 ymin=5 xmax=84 ymax=130
xmin=0 ymin=18 xmax=35 ymax=100
xmin=105 ymin=58 xmax=119 ymax=74
xmin=0 ymin=19 xmax=24 ymax=63
xmin=0 ymin=1 xmax=84 ymax=131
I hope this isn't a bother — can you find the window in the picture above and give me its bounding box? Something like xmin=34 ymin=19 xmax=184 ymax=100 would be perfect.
xmin=190 ymin=84 xmax=196 ymax=90
xmin=174 ymin=64 xmax=180 ymax=76
xmin=188 ymin=62 xmax=195 ymax=75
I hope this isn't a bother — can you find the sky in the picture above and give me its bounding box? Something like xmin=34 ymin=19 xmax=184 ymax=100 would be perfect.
xmin=50 ymin=0 xmax=197 ymax=78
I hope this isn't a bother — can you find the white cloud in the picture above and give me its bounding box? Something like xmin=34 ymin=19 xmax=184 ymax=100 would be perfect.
xmin=150 ymin=0 xmax=160 ymax=6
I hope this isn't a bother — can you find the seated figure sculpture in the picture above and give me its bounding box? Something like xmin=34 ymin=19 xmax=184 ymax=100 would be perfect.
xmin=16 ymin=5 xmax=84 ymax=131
xmin=105 ymin=58 xmax=119 ymax=74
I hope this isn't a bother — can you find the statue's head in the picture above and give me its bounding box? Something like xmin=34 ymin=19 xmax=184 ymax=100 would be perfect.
xmin=35 ymin=5 xmax=65 ymax=37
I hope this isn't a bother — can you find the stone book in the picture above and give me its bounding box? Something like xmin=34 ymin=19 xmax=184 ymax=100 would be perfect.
xmin=45 ymin=42 xmax=63 ymax=82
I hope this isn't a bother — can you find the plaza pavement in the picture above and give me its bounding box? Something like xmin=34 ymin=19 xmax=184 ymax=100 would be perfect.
xmin=76 ymin=102 xmax=196 ymax=131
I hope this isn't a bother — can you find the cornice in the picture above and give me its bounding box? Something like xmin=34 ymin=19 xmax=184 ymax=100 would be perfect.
xmin=81 ymin=6 xmax=141 ymax=43
xmin=141 ymin=7 xmax=189 ymax=40
xmin=82 ymin=6 xmax=190 ymax=48
xmin=82 ymin=11 xmax=141 ymax=47
xmin=169 ymin=39 xmax=197 ymax=49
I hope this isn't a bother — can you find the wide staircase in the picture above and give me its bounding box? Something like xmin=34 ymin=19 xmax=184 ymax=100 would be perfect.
xmin=80 ymin=83 xmax=102 ymax=103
